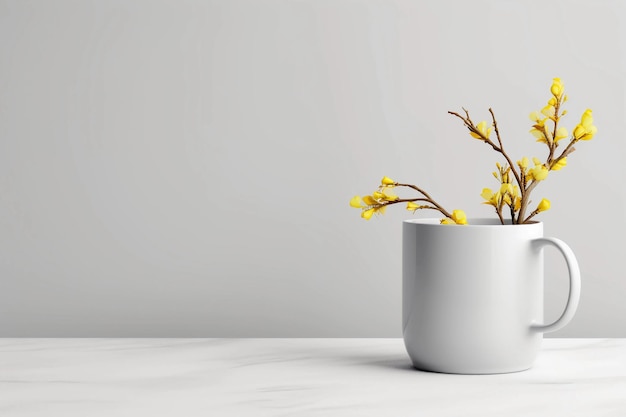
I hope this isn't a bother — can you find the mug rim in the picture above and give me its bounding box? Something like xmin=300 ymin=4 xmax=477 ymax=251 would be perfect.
xmin=403 ymin=218 xmax=541 ymax=227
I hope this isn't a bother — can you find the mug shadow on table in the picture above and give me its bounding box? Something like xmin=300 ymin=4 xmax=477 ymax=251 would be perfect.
xmin=350 ymin=354 xmax=417 ymax=372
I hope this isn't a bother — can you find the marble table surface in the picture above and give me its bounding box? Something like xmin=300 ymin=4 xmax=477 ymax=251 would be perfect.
xmin=1 ymin=338 xmax=625 ymax=416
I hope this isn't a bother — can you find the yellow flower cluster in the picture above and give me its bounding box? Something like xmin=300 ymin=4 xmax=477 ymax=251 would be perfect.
xmin=476 ymin=77 xmax=596 ymax=223
xmin=482 ymin=166 xmax=521 ymax=209
xmin=573 ymin=109 xmax=597 ymax=141
xmin=440 ymin=210 xmax=467 ymax=225
xmin=470 ymin=121 xmax=492 ymax=140
xmin=350 ymin=177 xmax=399 ymax=220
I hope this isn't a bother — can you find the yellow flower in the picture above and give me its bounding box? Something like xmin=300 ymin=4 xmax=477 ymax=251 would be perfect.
xmin=481 ymin=188 xmax=500 ymax=207
xmin=381 ymin=176 xmax=396 ymax=186
xmin=406 ymin=201 xmax=421 ymax=211
xmin=440 ymin=210 xmax=467 ymax=225
xmin=530 ymin=127 xmax=547 ymax=143
xmin=554 ymin=126 xmax=568 ymax=142
xmin=349 ymin=196 xmax=364 ymax=208
xmin=551 ymin=157 xmax=567 ymax=171
xmin=518 ymin=157 xmax=529 ymax=170
xmin=528 ymin=158 xmax=549 ymax=181
xmin=530 ymin=117 xmax=549 ymax=143
xmin=361 ymin=208 xmax=375 ymax=220
xmin=500 ymin=183 xmax=514 ymax=195
xmin=537 ymin=198 xmax=551 ymax=212
xmin=581 ymin=109 xmax=594 ymax=127
xmin=573 ymin=124 xmax=585 ymax=139
xmin=529 ymin=165 xmax=549 ymax=181
xmin=381 ymin=188 xmax=399 ymax=201
xmin=541 ymin=104 xmax=555 ymax=118
xmin=452 ymin=209 xmax=467 ymax=225
xmin=573 ymin=109 xmax=597 ymax=141
xmin=550 ymin=78 xmax=564 ymax=98
xmin=470 ymin=121 xmax=492 ymax=140
xmin=362 ymin=195 xmax=377 ymax=206
xmin=529 ymin=111 xmax=543 ymax=123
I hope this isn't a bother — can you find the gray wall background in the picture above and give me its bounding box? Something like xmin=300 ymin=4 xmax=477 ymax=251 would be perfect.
xmin=1 ymin=0 xmax=624 ymax=336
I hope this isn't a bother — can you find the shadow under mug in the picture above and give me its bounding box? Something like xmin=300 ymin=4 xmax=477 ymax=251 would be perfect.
xmin=402 ymin=218 xmax=581 ymax=374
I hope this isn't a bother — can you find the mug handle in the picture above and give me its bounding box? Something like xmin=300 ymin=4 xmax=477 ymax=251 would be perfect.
xmin=530 ymin=237 xmax=581 ymax=333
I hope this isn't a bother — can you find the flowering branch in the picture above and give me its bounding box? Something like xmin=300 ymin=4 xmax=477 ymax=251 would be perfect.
xmin=350 ymin=177 xmax=466 ymax=224
xmin=450 ymin=78 xmax=596 ymax=223
xmin=349 ymin=78 xmax=596 ymax=225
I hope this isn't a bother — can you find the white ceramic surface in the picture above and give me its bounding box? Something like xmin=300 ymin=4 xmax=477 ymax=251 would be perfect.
xmin=0 ymin=338 xmax=624 ymax=416
xmin=402 ymin=218 xmax=581 ymax=374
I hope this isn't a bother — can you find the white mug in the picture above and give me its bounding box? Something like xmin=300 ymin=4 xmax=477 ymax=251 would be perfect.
xmin=402 ymin=218 xmax=581 ymax=374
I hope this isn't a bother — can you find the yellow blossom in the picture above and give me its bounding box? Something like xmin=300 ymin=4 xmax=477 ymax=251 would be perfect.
xmin=541 ymin=104 xmax=556 ymax=118
xmin=530 ymin=117 xmax=549 ymax=143
xmin=550 ymin=78 xmax=564 ymax=98
xmin=452 ymin=209 xmax=467 ymax=224
xmin=537 ymin=198 xmax=551 ymax=212
xmin=470 ymin=121 xmax=492 ymax=140
xmin=361 ymin=208 xmax=375 ymax=220
xmin=529 ymin=165 xmax=549 ymax=181
xmin=554 ymin=126 xmax=568 ymax=142
xmin=481 ymin=188 xmax=500 ymax=207
xmin=481 ymin=187 xmax=494 ymax=201
xmin=551 ymin=157 xmax=567 ymax=171
xmin=518 ymin=156 xmax=529 ymax=170
xmin=406 ymin=201 xmax=421 ymax=211
xmin=381 ymin=176 xmax=395 ymax=186
xmin=528 ymin=158 xmax=549 ymax=181
xmin=381 ymin=188 xmax=399 ymax=201
xmin=500 ymin=183 xmax=514 ymax=195
xmin=573 ymin=109 xmax=597 ymax=141
xmin=529 ymin=111 xmax=543 ymax=122
xmin=362 ymin=195 xmax=377 ymax=206
xmin=349 ymin=196 xmax=364 ymax=208
xmin=440 ymin=209 xmax=467 ymax=225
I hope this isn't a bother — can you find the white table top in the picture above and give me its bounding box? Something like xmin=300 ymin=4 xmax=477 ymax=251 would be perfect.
xmin=1 ymin=338 xmax=625 ymax=416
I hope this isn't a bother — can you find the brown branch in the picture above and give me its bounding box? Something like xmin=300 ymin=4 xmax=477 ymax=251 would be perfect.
xmin=379 ymin=198 xmax=445 ymax=218
xmin=395 ymin=183 xmax=453 ymax=219
xmin=523 ymin=208 xmax=540 ymax=223
xmin=517 ymin=180 xmax=539 ymax=222
xmin=495 ymin=206 xmax=504 ymax=225
xmin=489 ymin=108 xmax=523 ymax=190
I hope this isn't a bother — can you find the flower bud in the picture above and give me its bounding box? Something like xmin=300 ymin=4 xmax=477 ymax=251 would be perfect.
xmin=349 ymin=196 xmax=363 ymax=208
xmin=537 ymin=198 xmax=551 ymax=212
xmin=550 ymin=78 xmax=564 ymax=98
xmin=451 ymin=209 xmax=467 ymax=225
xmin=406 ymin=202 xmax=421 ymax=211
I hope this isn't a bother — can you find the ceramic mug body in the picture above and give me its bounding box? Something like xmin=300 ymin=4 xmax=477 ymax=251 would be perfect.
xmin=402 ymin=218 xmax=580 ymax=374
